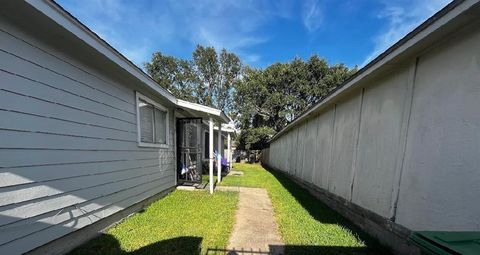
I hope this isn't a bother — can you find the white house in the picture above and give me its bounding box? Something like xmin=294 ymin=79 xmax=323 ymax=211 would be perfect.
xmin=0 ymin=1 xmax=233 ymax=254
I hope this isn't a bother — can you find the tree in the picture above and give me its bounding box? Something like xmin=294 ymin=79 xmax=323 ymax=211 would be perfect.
xmin=145 ymin=52 xmax=197 ymax=102
xmin=146 ymin=45 xmax=241 ymax=114
xmin=192 ymin=45 xmax=218 ymax=106
xmin=217 ymin=49 xmax=241 ymax=113
xmin=146 ymin=49 xmax=355 ymax=150
xmin=234 ymin=55 xmax=356 ymax=150
xmin=237 ymin=127 xmax=276 ymax=151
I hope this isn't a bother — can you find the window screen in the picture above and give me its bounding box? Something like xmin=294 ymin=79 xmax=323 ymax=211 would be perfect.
xmin=137 ymin=96 xmax=168 ymax=146
xmin=154 ymin=108 xmax=167 ymax=144
xmin=139 ymin=99 xmax=154 ymax=143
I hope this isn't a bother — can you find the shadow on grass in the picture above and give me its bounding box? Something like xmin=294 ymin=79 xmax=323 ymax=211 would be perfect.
xmin=270 ymin=244 xmax=372 ymax=255
xmin=206 ymin=245 xmax=372 ymax=255
xmin=263 ymin=165 xmax=391 ymax=255
xmin=69 ymin=234 xmax=202 ymax=255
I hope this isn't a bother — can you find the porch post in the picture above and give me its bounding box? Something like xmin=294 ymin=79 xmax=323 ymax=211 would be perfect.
xmin=227 ymin=132 xmax=231 ymax=169
xmin=217 ymin=123 xmax=222 ymax=182
xmin=209 ymin=117 xmax=214 ymax=194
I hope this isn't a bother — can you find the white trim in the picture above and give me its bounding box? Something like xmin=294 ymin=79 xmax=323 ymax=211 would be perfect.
xmin=217 ymin=123 xmax=222 ymax=183
xmin=227 ymin=133 xmax=232 ymax=166
xmin=24 ymin=0 xmax=235 ymax=123
xmin=213 ymin=126 xmax=236 ymax=133
xmin=209 ymin=118 xmax=214 ymax=194
xmin=173 ymin=110 xmax=178 ymax=186
xmin=26 ymin=0 xmax=177 ymax=104
xmin=177 ymin=99 xmax=221 ymax=115
xmin=136 ymin=92 xmax=170 ymax=148
xmin=177 ymin=99 xmax=230 ymax=123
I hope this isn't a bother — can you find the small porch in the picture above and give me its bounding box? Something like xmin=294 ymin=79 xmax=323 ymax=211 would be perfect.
xmin=175 ymin=100 xmax=236 ymax=193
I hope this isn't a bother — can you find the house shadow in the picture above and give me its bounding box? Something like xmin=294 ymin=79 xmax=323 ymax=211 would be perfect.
xmin=269 ymin=244 xmax=378 ymax=255
xmin=205 ymin=244 xmax=376 ymax=255
xmin=69 ymin=235 xmax=203 ymax=255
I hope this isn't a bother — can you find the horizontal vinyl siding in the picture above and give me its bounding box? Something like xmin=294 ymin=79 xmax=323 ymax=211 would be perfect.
xmin=0 ymin=178 xmax=173 ymax=254
xmin=0 ymin=19 xmax=175 ymax=254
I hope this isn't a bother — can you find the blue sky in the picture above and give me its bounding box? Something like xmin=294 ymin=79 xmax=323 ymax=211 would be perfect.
xmin=57 ymin=0 xmax=451 ymax=69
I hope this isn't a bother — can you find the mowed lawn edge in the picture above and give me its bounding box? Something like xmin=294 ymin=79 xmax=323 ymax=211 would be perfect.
xmin=69 ymin=190 xmax=239 ymax=255
xmin=220 ymin=163 xmax=390 ymax=254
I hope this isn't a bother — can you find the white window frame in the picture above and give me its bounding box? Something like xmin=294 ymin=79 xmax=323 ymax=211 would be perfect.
xmin=136 ymin=92 xmax=169 ymax=148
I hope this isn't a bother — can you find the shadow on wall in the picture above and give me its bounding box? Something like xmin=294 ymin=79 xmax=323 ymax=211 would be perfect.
xmin=69 ymin=235 xmax=203 ymax=255
xmin=262 ymin=165 xmax=390 ymax=255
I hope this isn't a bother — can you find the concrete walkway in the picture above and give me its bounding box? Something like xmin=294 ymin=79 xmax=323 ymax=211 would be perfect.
xmin=217 ymin=186 xmax=284 ymax=255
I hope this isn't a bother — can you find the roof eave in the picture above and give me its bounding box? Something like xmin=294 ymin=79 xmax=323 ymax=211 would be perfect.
xmin=177 ymin=99 xmax=230 ymax=124
xmin=26 ymin=0 xmax=177 ymax=104
xmin=269 ymin=0 xmax=477 ymax=143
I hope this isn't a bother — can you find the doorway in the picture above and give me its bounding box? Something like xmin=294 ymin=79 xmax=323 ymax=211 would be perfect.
xmin=176 ymin=118 xmax=203 ymax=185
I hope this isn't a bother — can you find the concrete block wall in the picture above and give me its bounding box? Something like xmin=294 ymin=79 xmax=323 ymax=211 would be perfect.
xmin=264 ymin=22 xmax=480 ymax=232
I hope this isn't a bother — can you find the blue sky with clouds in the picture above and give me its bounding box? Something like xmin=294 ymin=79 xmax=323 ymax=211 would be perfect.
xmin=56 ymin=0 xmax=451 ymax=69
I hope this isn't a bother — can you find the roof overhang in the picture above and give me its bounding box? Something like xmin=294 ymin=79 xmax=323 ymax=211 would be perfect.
xmin=25 ymin=0 xmax=177 ymax=104
xmin=19 ymin=0 xmax=232 ymax=124
xmin=176 ymin=100 xmax=230 ymax=124
xmin=211 ymin=125 xmax=237 ymax=134
xmin=270 ymin=0 xmax=480 ymax=143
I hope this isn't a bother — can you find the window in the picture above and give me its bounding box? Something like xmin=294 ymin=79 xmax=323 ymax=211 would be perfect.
xmin=136 ymin=92 xmax=169 ymax=148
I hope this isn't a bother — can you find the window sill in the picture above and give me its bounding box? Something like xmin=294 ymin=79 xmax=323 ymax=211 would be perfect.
xmin=138 ymin=142 xmax=169 ymax=149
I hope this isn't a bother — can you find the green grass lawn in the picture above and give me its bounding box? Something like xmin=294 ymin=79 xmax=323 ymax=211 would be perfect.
xmin=220 ymin=163 xmax=389 ymax=254
xmin=69 ymin=190 xmax=238 ymax=255
xmin=69 ymin=163 xmax=388 ymax=255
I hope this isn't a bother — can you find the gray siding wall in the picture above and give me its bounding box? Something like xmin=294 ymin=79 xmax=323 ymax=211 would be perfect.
xmin=0 ymin=18 xmax=176 ymax=254
xmin=264 ymin=23 xmax=480 ymax=231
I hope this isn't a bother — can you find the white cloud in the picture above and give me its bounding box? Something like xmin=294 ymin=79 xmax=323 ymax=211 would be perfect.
xmin=361 ymin=0 xmax=451 ymax=66
xmin=244 ymin=54 xmax=261 ymax=64
xmin=122 ymin=43 xmax=151 ymax=68
xmin=169 ymin=1 xmax=276 ymax=51
xmin=57 ymin=0 xmax=292 ymax=66
xmin=302 ymin=0 xmax=323 ymax=32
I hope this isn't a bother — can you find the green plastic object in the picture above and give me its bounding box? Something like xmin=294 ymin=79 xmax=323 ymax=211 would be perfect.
xmin=410 ymin=231 xmax=480 ymax=255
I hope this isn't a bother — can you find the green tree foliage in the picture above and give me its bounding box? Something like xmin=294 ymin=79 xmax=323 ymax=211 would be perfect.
xmin=146 ymin=48 xmax=355 ymax=150
xmin=145 ymin=45 xmax=241 ymax=113
xmin=218 ymin=49 xmax=242 ymax=112
xmin=237 ymin=127 xmax=276 ymax=150
xmin=145 ymin=52 xmax=197 ymax=102
xmin=192 ymin=45 xmax=219 ymax=106
xmin=234 ymin=55 xmax=356 ymax=149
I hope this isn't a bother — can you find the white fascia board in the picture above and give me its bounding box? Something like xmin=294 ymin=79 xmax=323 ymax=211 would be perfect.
xmin=177 ymin=99 xmax=229 ymax=123
xmin=270 ymin=0 xmax=478 ymax=142
xmin=25 ymin=1 xmax=234 ymax=124
xmin=177 ymin=100 xmax=222 ymax=116
xmin=26 ymin=0 xmax=177 ymax=104
xmin=213 ymin=126 xmax=236 ymax=133
xmin=219 ymin=112 xmax=230 ymax=124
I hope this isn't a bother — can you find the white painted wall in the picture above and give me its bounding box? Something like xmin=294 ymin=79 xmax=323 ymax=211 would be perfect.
xmin=0 ymin=16 xmax=176 ymax=254
xmin=351 ymin=64 xmax=411 ymax=217
xmin=328 ymin=93 xmax=361 ymax=200
xmin=312 ymin=107 xmax=335 ymax=190
xmin=264 ymin=23 xmax=480 ymax=231
xmin=295 ymin=122 xmax=306 ymax=179
xmin=302 ymin=118 xmax=318 ymax=184
xmin=395 ymin=25 xmax=480 ymax=231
